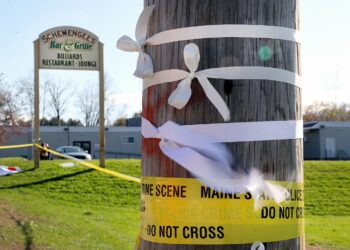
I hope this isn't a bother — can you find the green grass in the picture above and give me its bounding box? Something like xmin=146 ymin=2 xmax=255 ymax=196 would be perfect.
xmin=0 ymin=159 xmax=349 ymax=249
xmin=0 ymin=158 xmax=141 ymax=249
xmin=304 ymin=161 xmax=350 ymax=216
xmin=304 ymin=161 xmax=350 ymax=249
xmin=306 ymin=216 xmax=350 ymax=250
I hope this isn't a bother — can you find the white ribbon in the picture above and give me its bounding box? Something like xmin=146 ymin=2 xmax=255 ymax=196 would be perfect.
xmin=142 ymin=117 xmax=233 ymax=180
xmin=142 ymin=117 xmax=300 ymax=204
xmin=148 ymin=24 xmax=302 ymax=45
xmin=185 ymin=120 xmax=304 ymax=143
xmin=164 ymin=43 xmax=231 ymax=121
xmin=143 ymin=43 xmax=302 ymax=122
xmin=144 ymin=66 xmax=302 ymax=89
xmin=116 ymin=5 xmax=301 ymax=78
xmin=116 ymin=5 xmax=155 ymax=78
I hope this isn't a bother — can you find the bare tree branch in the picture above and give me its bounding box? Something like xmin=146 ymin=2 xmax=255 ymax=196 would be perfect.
xmin=76 ymin=74 xmax=125 ymax=126
xmin=304 ymin=101 xmax=350 ymax=121
xmin=15 ymin=75 xmax=34 ymax=122
xmin=15 ymin=74 xmax=50 ymax=125
xmin=77 ymin=85 xmax=99 ymax=126
xmin=0 ymin=73 xmax=23 ymax=143
xmin=47 ymin=80 xmax=74 ymax=126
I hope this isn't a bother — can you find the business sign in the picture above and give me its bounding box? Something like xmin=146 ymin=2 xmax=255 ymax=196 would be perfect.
xmin=39 ymin=26 xmax=99 ymax=71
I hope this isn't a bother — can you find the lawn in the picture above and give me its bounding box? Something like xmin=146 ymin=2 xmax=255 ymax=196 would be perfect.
xmin=0 ymin=158 xmax=349 ymax=249
xmin=0 ymin=158 xmax=141 ymax=249
xmin=304 ymin=161 xmax=350 ymax=249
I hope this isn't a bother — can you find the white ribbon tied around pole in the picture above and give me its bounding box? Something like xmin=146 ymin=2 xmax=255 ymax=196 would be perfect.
xmin=144 ymin=65 xmax=302 ymax=90
xmin=116 ymin=5 xmax=301 ymax=78
xmin=142 ymin=117 xmax=297 ymax=205
xmin=143 ymin=43 xmax=302 ymax=122
xmin=116 ymin=5 xmax=155 ymax=78
xmin=168 ymin=43 xmax=231 ymax=121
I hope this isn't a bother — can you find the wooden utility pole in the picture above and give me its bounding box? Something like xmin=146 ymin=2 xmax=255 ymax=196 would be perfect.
xmin=142 ymin=0 xmax=302 ymax=249
xmin=33 ymin=39 xmax=40 ymax=168
xmin=99 ymin=42 xmax=105 ymax=168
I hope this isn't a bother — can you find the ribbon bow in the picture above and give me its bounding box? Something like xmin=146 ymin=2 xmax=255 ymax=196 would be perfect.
xmin=116 ymin=5 xmax=155 ymax=78
xmin=142 ymin=117 xmax=290 ymax=205
xmin=168 ymin=43 xmax=231 ymax=121
xmin=142 ymin=117 xmax=233 ymax=180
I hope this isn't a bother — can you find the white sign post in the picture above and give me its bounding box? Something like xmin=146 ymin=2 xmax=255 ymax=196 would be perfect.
xmin=34 ymin=26 xmax=105 ymax=167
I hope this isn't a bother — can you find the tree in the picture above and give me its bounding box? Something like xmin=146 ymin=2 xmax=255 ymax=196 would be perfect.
xmin=39 ymin=117 xmax=50 ymax=126
xmin=113 ymin=117 xmax=127 ymax=126
xmin=66 ymin=118 xmax=83 ymax=126
xmin=0 ymin=74 xmax=23 ymax=143
xmin=39 ymin=117 xmax=82 ymax=126
xmin=76 ymin=74 xmax=127 ymax=126
xmin=132 ymin=111 xmax=141 ymax=118
xmin=15 ymin=74 xmax=50 ymax=125
xmin=48 ymin=117 xmax=67 ymax=126
xmin=104 ymin=74 xmax=117 ymax=126
xmin=105 ymin=98 xmax=117 ymax=126
xmin=77 ymin=85 xmax=99 ymax=126
xmin=110 ymin=104 xmax=128 ymax=126
xmin=16 ymin=75 xmax=34 ymax=123
xmin=303 ymin=102 xmax=350 ymax=121
xmin=41 ymin=79 xmax=50 ymax=125
xmin=47 ymin=80 xmax=74 ymax=126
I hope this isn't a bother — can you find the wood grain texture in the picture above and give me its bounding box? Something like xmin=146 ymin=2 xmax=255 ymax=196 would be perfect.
xmin=141 ymin=0 xmax=303 ymax=249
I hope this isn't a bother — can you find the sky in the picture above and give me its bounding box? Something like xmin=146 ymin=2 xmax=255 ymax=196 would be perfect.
xmin=302 ymin=0 xmax=350 ymax=106
xmin=0 ymin=0 xmax=350 ymax=121
xmin=0 ymin=0 xmax=143 ymax=121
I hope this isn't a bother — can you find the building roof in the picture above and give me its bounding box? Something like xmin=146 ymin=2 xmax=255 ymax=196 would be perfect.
xmin=304 ymin=121 xmax=350 ymax=130
xmin=19 ymin=126 xmax=141 ymax=133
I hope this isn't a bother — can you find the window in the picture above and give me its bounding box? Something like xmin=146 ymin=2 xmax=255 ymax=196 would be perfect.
xmin=73 ymin=141 xmax=91 ymax=154
xmin=121 ymin=136 xmax=135 ymax=144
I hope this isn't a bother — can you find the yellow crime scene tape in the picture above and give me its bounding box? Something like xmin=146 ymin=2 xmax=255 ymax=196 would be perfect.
xmin=140 ymin=177 xmax=304 ymax=244
xmin=0 ymin=143 xmax=34 ymax=149
xmin=0 ymin=143 xmax=140 ymax=183
xmin=34 ymin=144 xmax=141 ymax=183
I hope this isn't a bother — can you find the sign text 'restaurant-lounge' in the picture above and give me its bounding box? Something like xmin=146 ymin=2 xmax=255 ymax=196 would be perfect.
xmin=39 ymin=26 xmax=99 ymax=71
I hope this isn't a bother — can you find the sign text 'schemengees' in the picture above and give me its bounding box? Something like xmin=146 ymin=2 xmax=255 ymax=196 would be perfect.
xmin=39 ymin=26 xmax=99 ymax=71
